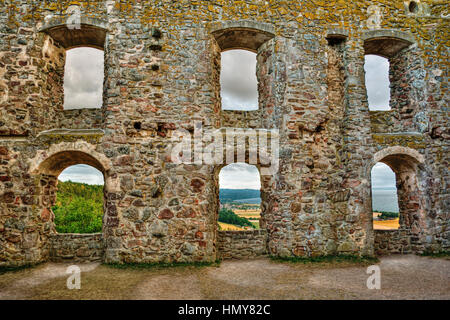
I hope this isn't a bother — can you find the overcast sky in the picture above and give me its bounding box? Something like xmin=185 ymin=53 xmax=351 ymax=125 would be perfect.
xmin=221 ymin=50 xmax=258 ymax=110
xmin=61 ymin=49 xmax=392 ymax=189
xmin=64 ymin=48 xmax=104 ymax=109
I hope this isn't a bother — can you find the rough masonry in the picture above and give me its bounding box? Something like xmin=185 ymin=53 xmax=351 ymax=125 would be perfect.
xmin=0 ymin=0 xmax=448 ymax=266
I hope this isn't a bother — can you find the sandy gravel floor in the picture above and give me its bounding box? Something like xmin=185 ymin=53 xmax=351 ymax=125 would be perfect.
xmin=0 ymin=255 xmax=448 ymax=300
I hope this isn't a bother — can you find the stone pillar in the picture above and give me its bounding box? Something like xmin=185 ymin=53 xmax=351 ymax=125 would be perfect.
xmin=340 ymin=37 xmax=375 ymax=256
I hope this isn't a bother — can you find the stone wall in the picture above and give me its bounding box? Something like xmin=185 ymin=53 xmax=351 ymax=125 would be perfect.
xmin=374 ymin=230 xmax=412 ymax=255
xmin=217 ymin=230 xmax=267 ymax=260
xmin=221 ymin=110 xmax=261 ymax=129
xmin=0 ymin=0 xmax=448 ymax=266
xmin=49 ymin=233 xmax=104 ymax=262
xmin=59 ymin=108 xmax=103 ymax=129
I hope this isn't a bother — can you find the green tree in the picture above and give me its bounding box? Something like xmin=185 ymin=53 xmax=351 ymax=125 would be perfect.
xmin=52 ymin=181 xmax=104 ymax=233
xmin=218 ymin=208 xmax=254 ymax=228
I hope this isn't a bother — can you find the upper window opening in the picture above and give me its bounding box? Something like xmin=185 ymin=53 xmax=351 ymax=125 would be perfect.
xmin=64 ymin=47 xmax=104 ymax=110
xmin=371 ymin=162 xmax=399 ymax=230
xmin=221 ymin=50 xmax=258 ymax=111
xmin=365 ymin=55 xmax=390 ymax=111
xmin=218 ymin=163 xmax=261 ymax=230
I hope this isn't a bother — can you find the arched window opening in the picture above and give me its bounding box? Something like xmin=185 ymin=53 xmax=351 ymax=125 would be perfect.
xmin=218 ymin=163 xmax=261 ymax=230
xmin=53 ymin=164 xmax=104 ymax=233
xmin=64 ymin=47 xmax=104 ymax=109
xmin=371 ymin=162 xmax=399 ymax=230
xmin=364 ymin=54 xmax=390 ymax=111
xmin=220 ymin=50 xmax=258 ymax=111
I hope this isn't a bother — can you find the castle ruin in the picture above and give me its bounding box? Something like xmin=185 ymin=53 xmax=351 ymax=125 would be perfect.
xmin=0 ymin=0 xmax=448 ymax=266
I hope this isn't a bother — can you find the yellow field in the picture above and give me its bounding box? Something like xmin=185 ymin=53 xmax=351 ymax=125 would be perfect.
xmin=234 ymin=209 xmax=261 ymax=219
xmin=218 ymin=222 xmax=244 ymax=231
xmin=373 ymin=212 xmax=399 ymax=230
xmin=223 ymin=210 xmax=398 ymax=230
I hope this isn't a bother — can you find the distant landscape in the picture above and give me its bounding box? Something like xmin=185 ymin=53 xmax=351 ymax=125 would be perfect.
xmin=219 ymin=189 xmax=261 ymax=204
xmin=372 ymin=188 xmax=399 ymax=213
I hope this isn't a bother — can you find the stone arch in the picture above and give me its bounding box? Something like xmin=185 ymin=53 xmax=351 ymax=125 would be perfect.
xmin=30 ymin=141 xmax=111 ymax=177
xmin=372 ymin=146 xmax=424 ymax=167
xmin=35 ymin=150 xmax=106 ymax=178
xmin=370 ymin=146 xmax=427 ymax=244
xmin=209 ymin=20 xmax=275 ymax=52
xmin=29 ymin=143 xmax=113 ymax=244
xmin=363 ymin=29 xmax=415 ymax=58
xmin=39 ymin=16 xmax=107 ymax=50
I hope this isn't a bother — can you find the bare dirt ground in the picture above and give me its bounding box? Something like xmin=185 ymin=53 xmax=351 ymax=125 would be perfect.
xmin=0 ymin=255 xmax=448 ymax=300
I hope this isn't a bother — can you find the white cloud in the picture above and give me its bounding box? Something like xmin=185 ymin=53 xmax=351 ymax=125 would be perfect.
xmin=365 ymin=55 xmax=390 ymax=111
xmin=371 ymin=162 xmax=396 ymax=189
xmin=58 ymin=164 xmax=104 ymax=185
xmin=219 ymin=163 xmax=261 ymax=189
xmin=64 ymin=47 xmax=104 ymax=109
xmin=221 ymin=50 xmax=258 ymax=111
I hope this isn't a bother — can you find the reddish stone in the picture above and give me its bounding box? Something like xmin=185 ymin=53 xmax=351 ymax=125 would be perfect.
xmin=41 ymin=208 xmax=51 ymax=222
xmin=0 ymin=147 xmax=8 ymax=155
xmin=293 ymin=246 xmax=307 ymax=257
xmin=127 ymin=240 xmax=143 ymax=248
xmin=115 ymin=155 xmax=132 ymax=166
xmin=21 ymin=195 xmax=34 ymax=205
xmin=177 ymin=207 xmax=197 ymax=218
xmin=190 ymin=178 xmax=205 ymax=192
xmin=163 ymin=123 xmax=176 ymax=130
xmin=195 ymin=231 xmax=203 ymax=239
xmin=198 ymin=241 xmax=207 ymax=248
xmin=144 ymin=105 xmax=158 ymax=113
xmin=0 ymin=175 xmax=11 ymax=182
xmin=6 ymin=234 xmax=21 ymax=243
xmin=132 ymin=199 xmax=145 ymax=207
xmin=344 ymin=179 xmax=361 ymax=188
xmin=304 ymin=92 xmax=316 ymax=100
xmin=158 ymin=208 xmax=174 ymax=219
xmin=290 ymin=202 xmax=302 ymax=213
xmin=2 ymin=192 xmax=15 ymax=203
